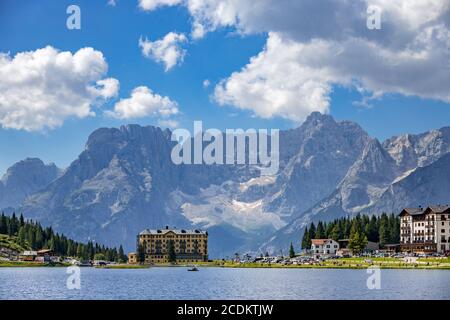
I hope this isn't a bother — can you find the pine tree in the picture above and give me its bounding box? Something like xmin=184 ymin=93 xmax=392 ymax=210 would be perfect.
xmin=0 ymin=213 xmax=6 ymax=234
xmin=19 ymin=213 xmax=25 ymax=228
xmin=118 ymin=245 xmax=126 ymax=263
xmin=34 ymin=228 xmax=43 ymax=250
xmin=18 ymin=226 xmax=26 ymax=248
xmin=137 ymin=243 xmax=146 ymax=264
xmin=379 ymin=213 xmax=390 ymax=247
xmin=315 ymin=222 xmax=325 ymax=239
xmin=168 ymin=240 xmax=176 ymax=263
xmin=301 ymin=227 xmax=311 ymax=249
xmin=289 ymin=242 xmax=295 ymax=258
xmin=367 ymin=215 xmax=379 ymax=242
xmin=76 ymin=243 xmax=83 ymax=259
xmin=330 ymin=224 xmax=340 ymax=241
xmin=325 ymin=222 xmax=334 ymax=239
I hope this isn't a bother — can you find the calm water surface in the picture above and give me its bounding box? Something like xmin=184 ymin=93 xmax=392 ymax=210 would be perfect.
xmin=0 ymin=267 xmax=449 ymax=300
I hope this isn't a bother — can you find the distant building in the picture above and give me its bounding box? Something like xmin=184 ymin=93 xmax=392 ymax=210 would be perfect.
xmin=137 ymin=226 xmax=208 ymax=264
xmin=19 ymin=251 xmax=37 ymax=261
xmin=400 ymin=205 xmax=450 ymax=254
xmin=311 ymin=239 xmax=339 ymax=255
xmin=338 ymin=239 xmax=379 ymax=252
xmin=128 ymin=252 xmax=137 ymax=264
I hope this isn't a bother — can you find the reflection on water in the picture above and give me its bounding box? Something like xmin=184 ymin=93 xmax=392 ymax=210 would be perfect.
xmin=0 ymin=267 xmax=449 ymax=300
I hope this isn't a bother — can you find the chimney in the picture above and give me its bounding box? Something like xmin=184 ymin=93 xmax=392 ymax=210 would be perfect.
xmin=165 ymin=225 xmax=169 ymax=230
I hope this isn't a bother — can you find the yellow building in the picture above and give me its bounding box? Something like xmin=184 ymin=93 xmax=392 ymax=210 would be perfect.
xmin=137 ymin=227 xmax=208 ymax=264
xmin=127 ymin=252 xmax=137 ymax=264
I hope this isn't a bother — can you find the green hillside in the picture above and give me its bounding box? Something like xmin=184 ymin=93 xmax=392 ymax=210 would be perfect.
xmin=0 ymin=234 xmax=30 ymax=253
xmin=0 ymin=212 xmax=127 ymax=262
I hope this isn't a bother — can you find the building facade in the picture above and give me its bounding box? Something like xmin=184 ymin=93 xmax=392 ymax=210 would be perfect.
xmin=400 ymin=206 xmax=450 ymax=254
xmin=137 ymin=227 xmax=208 ymax=264
xmin=311 ymin=239 xmax=340 ymax=255
xmin=127 ymin=252 xmax=137 ymax=264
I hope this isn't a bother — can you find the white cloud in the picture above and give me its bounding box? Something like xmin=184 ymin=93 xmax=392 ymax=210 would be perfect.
xmin=89 ymin=78 xmax=120 ymax=99
xmin=215 ymin=29 xmax=450 ymax=121
xmin=138 ymin=0 xmax=182 ymax=11
xmin=139 ymin=32 xmax=187 ymax=71
xmin=107 ymin=0 xmax=116 ymax=6
xmin=214 ymin=33 xmax=333 ymax=121
xmin=107 ymin=86 xmax=179 ymax=119
xmin=202 ymin=79 xmax=210 ymax=88
xmin=140 ymin=0 xmax=450 ymax=121
xmin=157 ymin=119 xmax=179 ymax=129
xmin=0 ymin=46 xmax=119 ymax=131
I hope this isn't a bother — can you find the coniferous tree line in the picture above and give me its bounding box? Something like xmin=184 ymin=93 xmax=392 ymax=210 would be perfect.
xmin=301 ymin=213 xmax=400 ymax=250
xmin=0 ymin=212 xmax=127 ymax=262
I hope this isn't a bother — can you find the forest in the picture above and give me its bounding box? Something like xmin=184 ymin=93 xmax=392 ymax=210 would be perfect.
xmin=301 ymin=213 xmax=400 ymax=252
xmin=0 ymin=212 xmax=127 ymax=262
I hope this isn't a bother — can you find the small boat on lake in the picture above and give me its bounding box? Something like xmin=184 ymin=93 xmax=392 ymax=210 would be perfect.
xmin=187 ymin=265 xmax=199 ymax=271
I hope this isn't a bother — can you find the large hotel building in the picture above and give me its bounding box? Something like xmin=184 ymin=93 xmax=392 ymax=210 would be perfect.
xmin=136 ymin=227 xmax=208 ymax=264
xmin=400 ymin=205 xmax=450 ymax=253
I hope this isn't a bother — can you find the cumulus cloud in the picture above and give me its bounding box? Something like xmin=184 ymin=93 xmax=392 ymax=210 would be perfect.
xmin=140 ymin=0 xmax=450 ymax=122
xmin=215 ymin=28 xmax=450 ymax=121
xmin=0 ymin=46 xmax=119 ymax=131
xmin=138 ymin=0 xmax=182 ymax=11
xmin=139 ymin=32 xmax=187 ymax=71
xmin=107 ymin=86 xmax=179 ymax=119
xmin=157 ymin=119 xmax=179 ymax=129
xmin=214 ymin=33 xmax=333 ymax=121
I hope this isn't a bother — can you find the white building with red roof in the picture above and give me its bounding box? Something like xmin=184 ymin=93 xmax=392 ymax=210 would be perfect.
xmin=311 ymin=239 xmax=340 ymax=255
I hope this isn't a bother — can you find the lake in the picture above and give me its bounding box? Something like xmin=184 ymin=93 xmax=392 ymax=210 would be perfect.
xmin=0 ymin=267 xmax=449 ymax=300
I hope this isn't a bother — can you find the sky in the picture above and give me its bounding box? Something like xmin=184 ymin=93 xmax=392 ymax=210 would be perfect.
xmin=0 ymin=0 xmax=449 ymax=174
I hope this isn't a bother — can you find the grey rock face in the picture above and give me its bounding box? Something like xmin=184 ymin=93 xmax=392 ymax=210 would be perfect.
xmin=265 ymin=112 xmax=370 ymax=219
xmin=5 ymin=115 xmax=448 ymax=257
xmin=261 ymin=126 xmax=450 ymax=253
xmin=363 ymin=152 xmax=450 ymax=215
xmin=0 ymin=158 xmax=60 ymax=209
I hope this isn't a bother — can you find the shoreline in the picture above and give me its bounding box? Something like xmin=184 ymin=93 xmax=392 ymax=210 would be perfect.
xmin=2 ymin=258 xmax=450 ymax=270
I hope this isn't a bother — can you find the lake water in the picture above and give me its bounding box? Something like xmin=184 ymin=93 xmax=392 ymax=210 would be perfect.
xmin=0 ymin=267 xmax=449 ymax=300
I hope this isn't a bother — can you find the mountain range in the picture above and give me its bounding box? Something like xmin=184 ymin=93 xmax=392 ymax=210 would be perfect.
xmin=1 ymin=112 xmax=449 ymax=257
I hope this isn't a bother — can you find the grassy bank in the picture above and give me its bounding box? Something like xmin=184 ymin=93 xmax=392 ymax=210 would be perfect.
xmin=201 ymin=258 xmax=450 ymax=270
xmin=95 ymin=264 xmax=150 ymax=269
xmin=0 ymin=261 xmax=70 ymax=268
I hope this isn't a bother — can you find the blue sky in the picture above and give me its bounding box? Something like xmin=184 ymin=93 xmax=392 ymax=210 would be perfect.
xmin=0 ymin=0 xmax=449 ymax=174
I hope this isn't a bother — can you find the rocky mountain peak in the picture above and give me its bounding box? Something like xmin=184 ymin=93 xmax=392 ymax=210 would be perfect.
xmin=0 ymin=158 xmax=60 ymax=208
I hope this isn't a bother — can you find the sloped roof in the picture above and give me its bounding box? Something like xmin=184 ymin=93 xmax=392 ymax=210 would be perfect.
xmin=428 ymin=205 xmax=450 ymax=213
xmin=400 ymin=205 xmax=450 ymax=216
xmin=311 ymin=239 xmax=329 ymax=245
xmin=139 ymin=228 xmax=207 ymax=236
xmin=402 ymin=208 xmax=425 ymax=216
